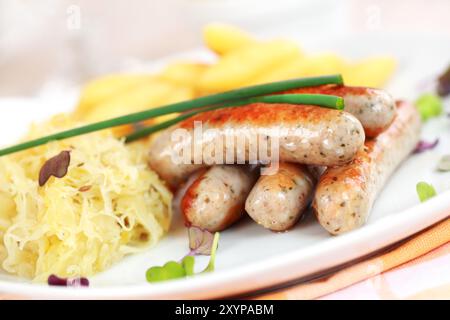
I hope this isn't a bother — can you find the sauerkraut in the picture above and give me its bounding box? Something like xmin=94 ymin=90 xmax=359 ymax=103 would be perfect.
xmin=0 ymin=114 xmax=172 ymax=281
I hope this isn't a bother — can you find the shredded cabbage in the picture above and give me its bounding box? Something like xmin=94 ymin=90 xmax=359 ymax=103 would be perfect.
xmin=0 ymin=114 xmax=172 ymax=281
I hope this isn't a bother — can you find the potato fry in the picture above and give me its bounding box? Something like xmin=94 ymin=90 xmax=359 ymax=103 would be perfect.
xmin=342 ymin=56 xmax=396 ymax=88
xmin=296 ymin=53 xmax=346 ymax=77
xmin=160 ymin=62 xmax=209 ymax=88
xmin=82 ymin=79 xmax=194 ymax=136
xmin=75 ymin=24 xmax=397 ymax=142
xmin=198 ymin=39 xmax=302 ymax=93
xmin=203 ymin=23 xmax=256 ymax=55
xmin=75 ymin=74 xmax=153 ymax=118
xmin=145 ymin=84 xmax=195 ymax=127
xmin=83 ymin=79 xmax=177 ymax=122
xmin=247 ymin=53 xmax=349 ymax=86
xmin=244 ymin=56 xmax=308 ymax=85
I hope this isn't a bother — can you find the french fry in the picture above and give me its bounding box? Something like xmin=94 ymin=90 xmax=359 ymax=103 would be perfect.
xmin=297 ymin=53 xmax=346 ymax=77
xmin=83 ymin=79 xmax=174 ymax=122
xmin=147 ymin=84 xmax=195 ymax=126
xmin=245 ymin=56 xmax=308 ymax=85
xmin=203 ymin=23 xmax=256 ymax=55
xmin=342 ymin=56 xmax=396 ymax=88
xmin=75 ymin=24 xmax=397 ymax=141
xmin=250 ymin=54 xmax=395 ymax=88
xmin=198 ymin=39 xmax=302 ymax=94
xmin=82 ymin=79 xmax=194 ymax=136
xmin=248 ymin=53 xmax=346 ymax=86
xmin=160 ymin=62 xmax=209 ymax=88
xmin=75 ymin=74 xmax=153 ymax=118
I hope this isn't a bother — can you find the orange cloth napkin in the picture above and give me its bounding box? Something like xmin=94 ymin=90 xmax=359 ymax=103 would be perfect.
xmin=255 ymin=218 xmax=450 ymax=300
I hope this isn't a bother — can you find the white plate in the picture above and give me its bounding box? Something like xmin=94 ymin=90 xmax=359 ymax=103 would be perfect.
xmin=0 ymin=34 xmax=449 ymax=299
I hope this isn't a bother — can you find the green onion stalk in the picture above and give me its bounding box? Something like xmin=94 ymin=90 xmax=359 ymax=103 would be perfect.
xmin=0 ymin=75 xmax=343 ymax=157
xmin=125 ymin=93 xmax=344 ymax=142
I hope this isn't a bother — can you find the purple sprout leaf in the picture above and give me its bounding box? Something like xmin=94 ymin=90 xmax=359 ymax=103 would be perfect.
xmin=48 ymin=274 xmax=89 ymax=287
xmin=187 ymin=226 xmax=215 ymax=256
xmin=413 ymin=139 xmax=439 ymax=154
xmin=39 ymin=150 xmax=71 ymax=186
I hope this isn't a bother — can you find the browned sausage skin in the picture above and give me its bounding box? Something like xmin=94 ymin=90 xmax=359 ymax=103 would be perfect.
xmin=181 ymin=165 xmax=257 ymax=232
xmin=285 ymin=85 xmax=396 ymax=137
xmin=312 ymin=100 xmax=421 ymax=235
xmin=245 ymin=163 xmax=315 ymax=231
xmin=149 ymin=103 xmax=365 ymax=188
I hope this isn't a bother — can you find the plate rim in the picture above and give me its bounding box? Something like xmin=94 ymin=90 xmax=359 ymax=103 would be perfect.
xmin=0 ymin=189 xmax=448 ymax=299
xmin=1 ymin=37 xmax=450 ymax=298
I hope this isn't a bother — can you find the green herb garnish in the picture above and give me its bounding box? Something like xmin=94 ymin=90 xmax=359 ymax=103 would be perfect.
xmin=415 ymin=93 xmax=443 ymax=121
xmin=416 ymin=181 xmax=437 ymax=202
xmin=0 ymin=75 xmax=343 ymax=157
xmin=145 ymin=257 xmax=195 ymax=283
xmin=201 ymin=231 xmax=220 ymax=274
xmin=126 ymin=93 xmax=343 ymax=142
xmin=146 ymin=232 xmax=220 ymax=283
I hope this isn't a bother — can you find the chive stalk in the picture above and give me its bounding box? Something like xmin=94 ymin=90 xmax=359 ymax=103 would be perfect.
xmin=125 ymin=94 xmax=343 ymax=142
xmin=0 ymin=75 xmax=343 ymax=156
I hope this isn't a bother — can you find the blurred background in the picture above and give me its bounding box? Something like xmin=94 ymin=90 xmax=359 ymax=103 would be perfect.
xmin=0 ymin=0 xmax=449 ymax=96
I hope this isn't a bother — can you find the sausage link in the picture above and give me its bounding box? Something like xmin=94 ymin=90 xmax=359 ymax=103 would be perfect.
xmin=245 ymin=163 xmax=315 ymax=231
xmin=312 ymin=100 xmax=421 ymax=235
xmin=285 ymin=85 xmax=396 ymax=137
xmin=181 ymin=165 xmax=257 ymax=232
xmin=149 ymin=103 xmax=365 ymax=188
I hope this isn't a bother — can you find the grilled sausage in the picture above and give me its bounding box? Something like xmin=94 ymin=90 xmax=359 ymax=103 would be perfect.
xmin=245 ymin=163 xmax=315 ymax=231
xmin=307 ymin=165 xmax=326 ymax=179
xmin=181 ymin=165 xmax=257 ymax=232
xmin=148 ymin=103 xmax=365 ymax=188
xmin=312 ymin=100 xmax=421 ymax=235
xmin=172 ymin=169 xmax=204 ymax=216
xmin=285 ymin=85 xmax=396 ymax=137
